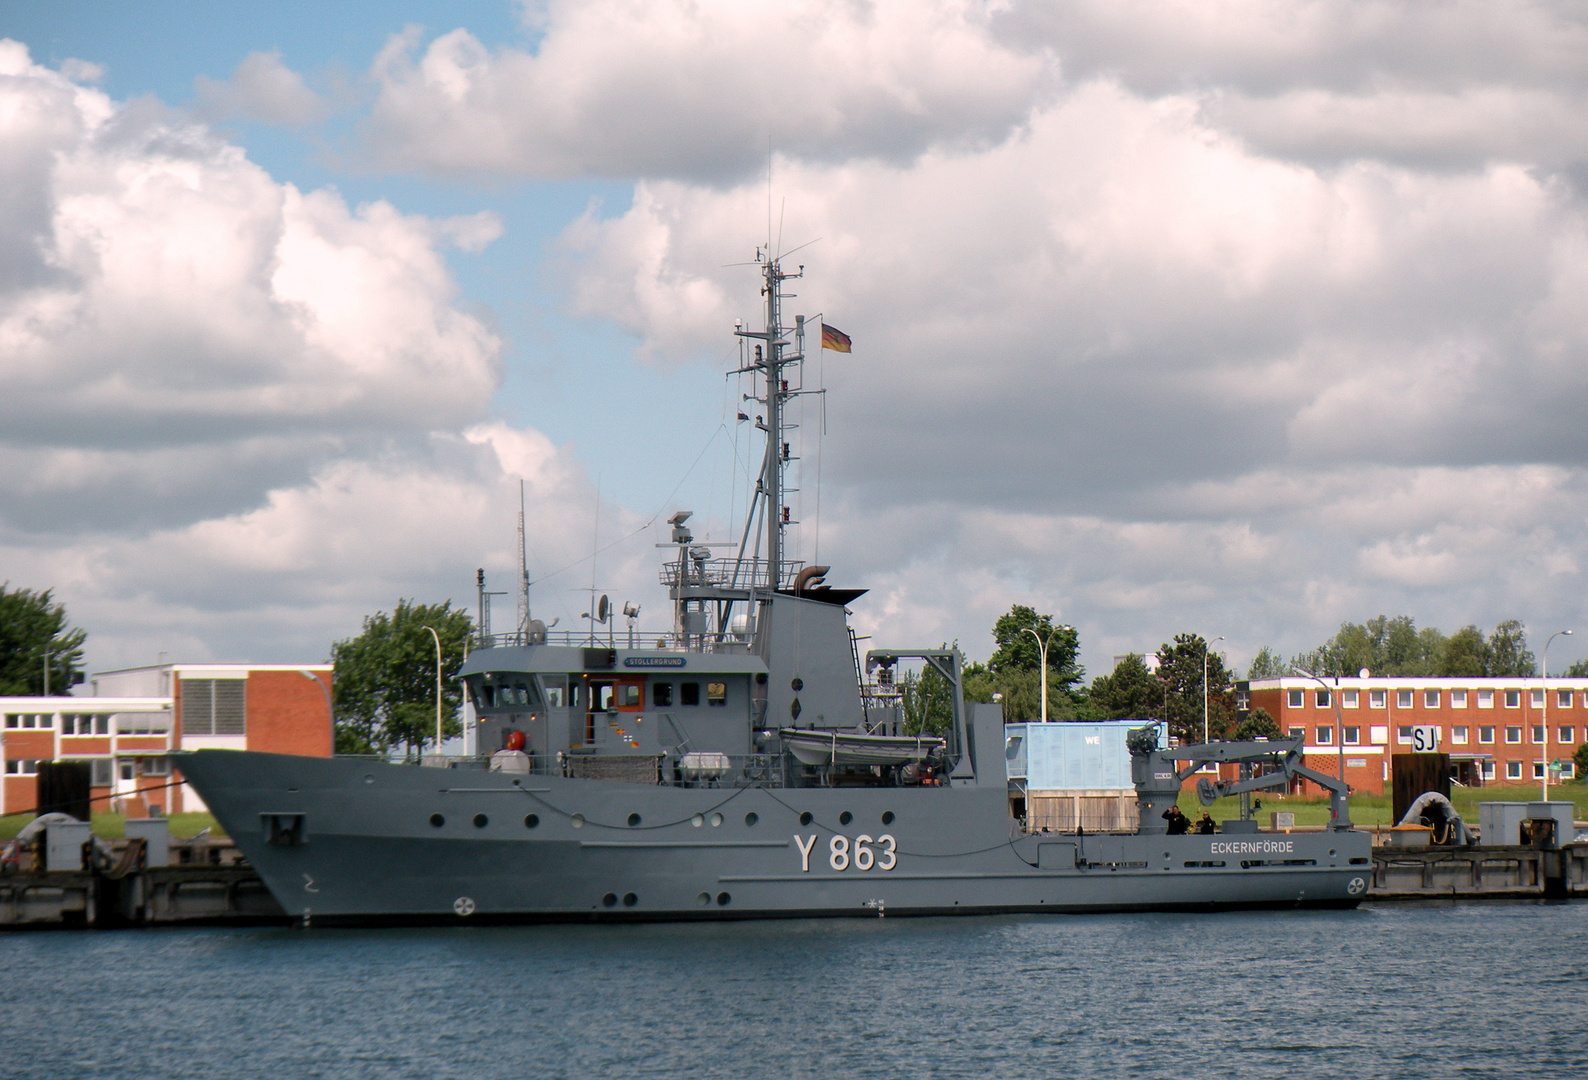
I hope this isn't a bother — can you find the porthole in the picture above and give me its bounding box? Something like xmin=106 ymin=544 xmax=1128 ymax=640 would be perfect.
xmin=696 ymin=892 xmax=711 ymax=907
xmin=716 ymin=891 xmax=731 ymax=906
xmin=799 ymin=811 xmax=813 ymax=826
xmin=881 ymin=811 xmax=895 ymax=825
xmin=709 ymin=812 xmax=723 ymax=827
xmin=622 ymin=892 xmax=638 ymax=907
xmin=744 ymin=812 xmax=759 ymax=827
xmin=627 ymin=812 xmax=642 ymax=827
xmin=691 ymin=813 xmax=704 ymax=828
xmin=473 ymin=813 xmax=489 ymax=828
xmin=602 ymin=892 xmax=618 ymax=907
xmin=1328 ymin=849 xmax=1337 ymax=858
xmin=571 ymin=814 xmax=585 ymax=829
xmin=839 ymin=811 xmax=853 ymax=826
xmin=524 ymin=814 xmax=539 ymax=829
xmin=429 ymin=813 xmax=445 ymax=828
xmin=363 ymin=775 xmax=375 ymax=785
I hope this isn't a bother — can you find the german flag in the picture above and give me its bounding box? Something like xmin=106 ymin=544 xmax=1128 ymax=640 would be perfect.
xmin=820 ymin=323 xmax=852 ymax=353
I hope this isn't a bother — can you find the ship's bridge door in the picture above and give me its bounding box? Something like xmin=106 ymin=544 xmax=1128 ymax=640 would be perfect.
xmin=583 ymin=677 xmax=645 ymax=745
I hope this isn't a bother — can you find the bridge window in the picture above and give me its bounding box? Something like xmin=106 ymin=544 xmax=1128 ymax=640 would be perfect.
xmin=652 ymin=682 xmax=673 ymax=707
xmin=707 ymin=682 xmax=727 ymax=706
xmin=680 ymin=682 xmax=700 ymax=706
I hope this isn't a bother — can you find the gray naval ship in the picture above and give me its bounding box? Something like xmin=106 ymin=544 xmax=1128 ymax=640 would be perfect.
xmin=178 ymin=253 xmax=1372 ymax=924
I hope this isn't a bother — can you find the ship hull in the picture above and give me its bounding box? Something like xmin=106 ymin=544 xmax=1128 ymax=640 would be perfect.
xmin=179 ymin=750 xmax=1373 ymax=924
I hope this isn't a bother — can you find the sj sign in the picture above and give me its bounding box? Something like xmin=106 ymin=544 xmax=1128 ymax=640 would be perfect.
xmin=1409 ymin=725 xmax=1440 ymax=753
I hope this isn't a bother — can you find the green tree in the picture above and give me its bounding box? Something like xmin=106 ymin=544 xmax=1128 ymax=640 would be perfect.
xmin=1233 ymin=707 xmax=1283 ymax=741
xmin=988 ymin=605 xmax=1083 ymax=691
xmin=331 ymin=599 xmax=474 ymax=757
xmin=1575 ymin=741 xmax=1588 ymax=783
xmin=900 ymin=665 xmax=955 ymax=737
xmin=1156 ymin=633 xmax=1236 ymax=745
xmin=0 ymin=584 xmax=87 ymax=695
xmin=1485 ymin=619 xmax=1535 ymax=677
xmin=1564 ymin=658 xmax=1588 ymax=679
xmin=1088 ymin=653 xmax=1165 ymax=721
xmin=1440 ymin=625 xmax=1489 ymax=677
xmin=1246 ymin=646 xmax=1287 ymax=681
xmin=1292 ymin=615 xmax=1447 ymax=678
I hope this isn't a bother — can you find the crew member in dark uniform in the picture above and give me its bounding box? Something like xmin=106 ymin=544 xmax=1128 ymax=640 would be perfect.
xmin=1162 ymin=806 xmax=1190 ymax=835
xmin=1195 ymin=811 xmax=1216 ymax=834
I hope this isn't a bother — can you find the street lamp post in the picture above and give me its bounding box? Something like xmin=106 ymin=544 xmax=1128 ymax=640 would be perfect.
xmin=1202 ymin=636 xmax=1225 ymax=745
xmin=421 ymin=626 xmax=444 ymax=754
xmin=1542 ymin=629 xmax=1572 ymax=802
xmin=1021 ymin=624 xmax=1070 ymax=724
xmin=298 ymin=669 xmax=333 ymax=728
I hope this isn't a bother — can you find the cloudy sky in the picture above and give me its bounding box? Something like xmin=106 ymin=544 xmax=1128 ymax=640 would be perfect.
xmin=6 ymin=0 xmax=1588 ymax=680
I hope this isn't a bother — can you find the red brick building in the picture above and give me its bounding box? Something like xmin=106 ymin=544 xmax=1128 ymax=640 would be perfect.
xmin=2 ymin=663 xmax=332 ymax=819
xmin=1244 ymin=676 xmax=1586 ymax=796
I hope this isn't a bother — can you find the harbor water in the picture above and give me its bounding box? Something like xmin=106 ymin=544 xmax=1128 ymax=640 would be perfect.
xmin=4 ymin=902 xmax=1585 ymax=1079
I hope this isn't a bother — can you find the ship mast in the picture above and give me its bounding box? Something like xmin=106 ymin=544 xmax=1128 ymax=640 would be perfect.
xmin=735 ymin=251 xmax=803 ymax=588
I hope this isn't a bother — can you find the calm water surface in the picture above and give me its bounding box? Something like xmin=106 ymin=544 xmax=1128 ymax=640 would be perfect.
xmin=4 ymin=902 xmax=1585 ymax=1079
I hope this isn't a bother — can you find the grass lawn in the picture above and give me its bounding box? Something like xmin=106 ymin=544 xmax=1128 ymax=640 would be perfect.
xmin=0 ymin=812 xmax=223 ymax=842
xmin=1179 ymin=782 xmax=1588 ymax=829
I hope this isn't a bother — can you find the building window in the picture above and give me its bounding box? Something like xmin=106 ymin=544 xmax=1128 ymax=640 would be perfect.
xmin=1481 ymin=761 xmax=1495 ymax=781
xmin=1506 ymin=761 xmax=1522 ymax=780
xmin=141 ymin=757 xmax=171 ymax=776
xmin=1236 ymin=690 xmax=1250 ymax=710
xmin=1478 ymin=725 xmax=1494 ymax=744
xmin=1558 ymin=690 xmax=1573 ymax=709
xmin=4 ymin=758 xmax=41 ymax=775
xmin=1288 ymin=727 xmax=1304 ymax=741
xmin=1396 ymin=689 xmax=1413 ymax=709
xmin=1451 ymin=689 xmax=1467 ymax=708
xmin=5 ymin=713 xmax=52 ymax=729
xmin=1533 ymin=762 xmax=1546 ymax=779
xmin=1560 ymin=726 xmax=1574 ymax=743
xmin=1369 ymin=689 xmax=1386 ymax=708
xmin=181 ymin=679 xmax=247 ymax=736
xmin=1532 ymin=726 xmax=1545 ymax=744
xmin=1315 ymin=689 xmax=1331 ymax=708
xmin=1563 ymin=762 xmax=1577 ymax=780
xmin=1478 ymin=690 xmax=1494 ymax=708
xmin=1342 ymin=689 xmax=1358 ymax=708
xmin=1504 ymin=689 xmax=1520 ymax=709
xmin=1343 ymin=726 xmax=1360 ymax=745
xmin=706 ymin=682 xmax=728 ymax=707
xmin=1287 ymin=689 xmax=1304 ymax=709
xmin=1316 ymin=726 xmax=1333 ymax=745
xmin=1424 ymin=690 xmax=1440 ymax=709
xmin=1505 ymin=726 xmax=1521 ymax=744
xmin=1531 ymin=689 xmax=1545 ymax=709
xmin=1451 ymin=726 xmax=1468 ymax=744
xmin=119 ymin=761 xmax=135 ymax=781
xmin=89 ymin=758 xmax=113 ymax=787
xmin=1396 ymin=726 xmax=1412 ymax=744
xmin=61 ymin=713 xmax=110 ymax=735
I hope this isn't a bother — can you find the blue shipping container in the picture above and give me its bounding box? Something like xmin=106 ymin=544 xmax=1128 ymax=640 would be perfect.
xmin=1005 ymin=720 xmax=1162 ymax=790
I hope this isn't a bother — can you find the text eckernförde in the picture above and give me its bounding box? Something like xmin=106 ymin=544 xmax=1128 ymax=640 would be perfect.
xmin=1209 ymin=840 xmax=1295 ymax=854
